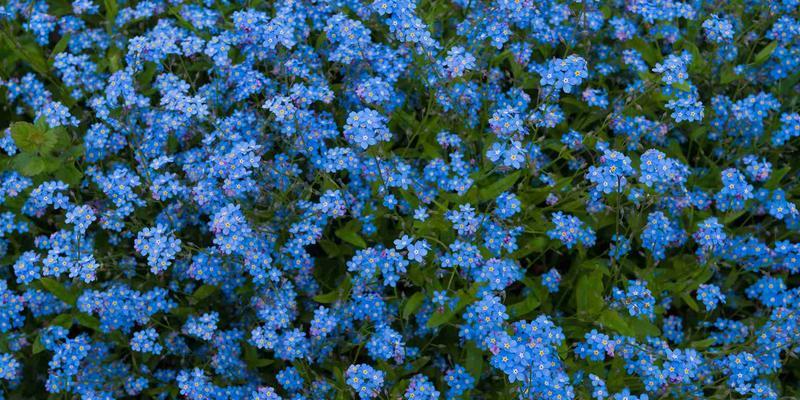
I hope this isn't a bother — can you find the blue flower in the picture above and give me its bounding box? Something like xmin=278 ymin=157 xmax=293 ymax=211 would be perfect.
xmin=540 ymin=55 xmax=589 ymax=96
xmin=697 ymin=284 xmax=726 ymax=311
xmin=346 ymin=364 xmax=385 ymax=399
xmin=344 ymin=109 xmax=392 ymax=150
xmin=405 ymin=240 xmax=429 ymax=263
xmin=703 ymin=14 xmax=735 ymax=43
xmin=548 ymin=212 xmax=596 ymax=249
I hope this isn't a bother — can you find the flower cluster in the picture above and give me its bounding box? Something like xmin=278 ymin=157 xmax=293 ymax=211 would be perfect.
xmin=548 ymin=212 xmax=596 ymax=249
xmin=345 ymin=364 xmax=385 ymax=399
xmin=540 ymin=55 xmax=589 ymax=96
xmin=134 ymin=225 xmax=182 ymax=274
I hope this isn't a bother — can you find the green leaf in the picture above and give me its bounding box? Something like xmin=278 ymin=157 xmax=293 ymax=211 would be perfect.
xmin=672 ymin=81 xmax=692 ymax=92
xmin=576 ymin=270 xmax=604 ymax=317
xmin=464 ymin=342 xmax=483 ymax=379
xmin=627 ymin=37 xmax=661 ymax=65
xmin=578 ymin=258 xmax=611 ymax=276
xmin=49 ymin=126 xmax=71 ymax=146
xmin=479 ymin=170 xmax=520 ymax=202
xmin=389 ymin=380 xmax=410 ymax=398
xmin=509 ymin=295 xmax=541 ymax=317
xmin=50 ymin=313 xmax=74 ymax=328
xmin=32 ymin=336 xmax=45 ymax=354
xmin=249 ymin=358 xmax=274 ymax=367
xmin=313 ymin=278 xmax=351 ymax=304
xmin=34 ymin=118 xmax=49 ymax=132
xmin=404 ymin=356 xmax=430 ymax=376
xmin=54 ymin=163 xmax=83 ymax=186
xmin=680 ymin=292 xmax=700 ymax=313
xmin=313 ymin=290 xmax=340 ymax=304
xmin=335 ymin=220 xmax=367 ymax=248
xmin=720 ymin=65 xmax=738 ymax=84
xmin=10 ymin=122 xmax=56 ymax=153
xmin=0 ymin=37 xmax=49 ymax=76
xmin=65 ymin=144 xmax=85 ymax=158
xmin=12 ymin=153 xmax=46 ymax=176
xmin=679 ymin=40 xmax=706 ymax=73
xmin=192 ymin=284 xmax=218 ymax=301
xmin=39 ymin=278 xmax=78 ymax=305
xmin=687 ymin=266 xmax=714 ymax=290
xmin=511 ymin=235 xmax=547 ymax=258
xmin=243 ymin=343 xmax=274 ymax=368
xmin=318 ymin=239 xmax=340 ymax=257
xmin=599 ymin=310 xmax=635 ymax=336
xmin=405 ymin=264 xmax=426 ymax=286
xmin=170 ymin=306 xmax=194 ymax=318
xmin=753 ymin=41 xmax=778 ymax=65
xmin=764 ymin=166 xmax=790 ymax=190
xmin=605 ymin=355 xmax=626 ymax=390
xmin=426 ymin=288 xmax=474 ymax=328
xmin=628 ymin=317 xmax=661 ymax=339
xmin=561 ymin=97 xmax=590 ymax=112
xmin=103 ymin=0 xmax=119 ymax=27
xmin=689 ymin=127 xmax=707 ymax=141
xmin=425 ymin=309 xmax=456 ymax=328
xmin=402 ymin=292 xmax=425 ymax=319
xmin=314 ymin=31 xmax=327 ymax=50
xmin=690 ymin=337 xmax=716 ymax=349
xmin=74 ymin=312 xmax=100 ymax=331
xmin=667 ymin=140 xmax=688 ymax=164
xmin=723 ymin=210 xmax=746 ymax=224
xmin=107 ymin=47 xmax=122 ymax=72
xmin=42 ymin=156 xmax=64 ymax=174
xmin=50 ymin=34 xmax=71 ymax=60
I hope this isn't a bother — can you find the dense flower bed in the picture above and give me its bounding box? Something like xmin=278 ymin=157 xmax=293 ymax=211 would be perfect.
xmin=0 ymin=0 xmax=799 ymax=398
